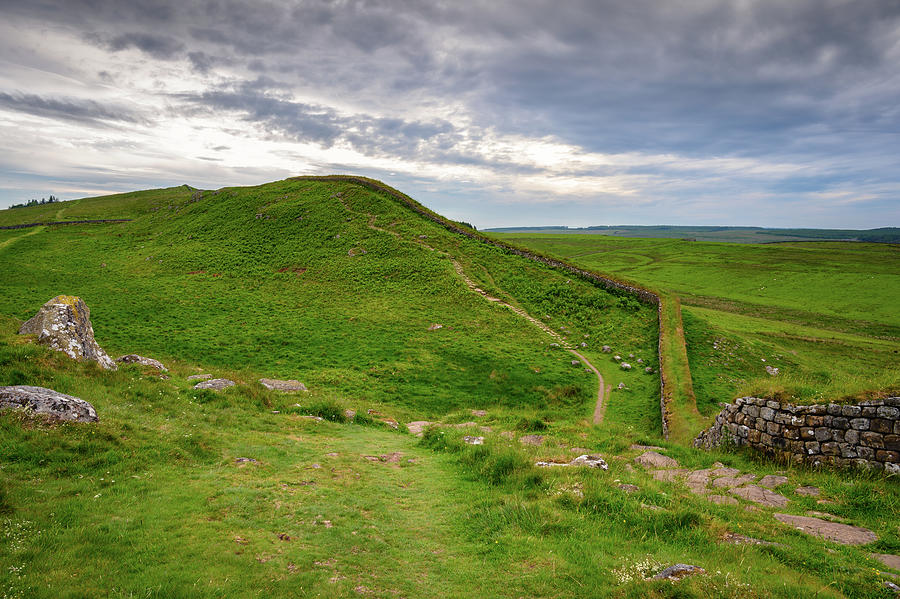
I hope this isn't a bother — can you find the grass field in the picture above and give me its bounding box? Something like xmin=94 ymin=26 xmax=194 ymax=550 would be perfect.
xmin=492 ymin=233 xmax=900 ymax=410
xmin=1 ymin=180 xmax=899 ymax=598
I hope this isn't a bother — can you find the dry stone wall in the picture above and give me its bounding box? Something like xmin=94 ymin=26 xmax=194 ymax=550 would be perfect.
xmin=695 ymin=397 xmax=900 ymax=473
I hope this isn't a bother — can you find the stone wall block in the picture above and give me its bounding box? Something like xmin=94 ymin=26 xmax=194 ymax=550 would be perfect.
xmin=814 ymin=427 xmax=832 ymax=442
xmin=748 ymin=429 xmax=761 ymax=443
xmin=774 ymin=412 xmax=791 ymax=425
xmin=831 ymin=417 xmax=849 ymax=429
xmin=844 ymin=429 xmax=859 ymax=445
xmin=744 ymin=405 xmax=759 ymax=418
xmin=842 ymin=405 xmax=862 ymax=417
xmin=850 ymin=418 xmax=870 ymax=431
xmin=783 ymin=427 xmax=799 ymax=440
xmin=857 ymin=446 xmax=875 ymax=460
xmin=766 ymin=400 xmax=780 ymax=410
xmin=827 ymin=404 xmax=842 ymax=416
xmin=767 ymin=422 xmax=781 ymax=435
xmin=760 ymin=407 xmax=775 ymax=421
xmin=877 ymin=406 xmax=900 ymax=419
xmin=860 ymin=432 xmax=884 ymax=448
xmin=805 ymin=441 xmax=820 ymax=454
xmin=871 ymin=419 xmax=893 ymax=434
xmin=821 ymin=442 xmax=840 ymax=456
xmin=862 ymin=407 xmax=877 ymax=417
xmin=884 ymin=435 xmax=900 ymax=451
xmin=807 ymin=415 xmax=826 ymax=427
xmin=839 ymin=444 xmax=858 ymax=459
xmin=800 ymin=427 xmax=815 ymax=440
xmin=876 ymin=450 xmax=899 ymax=463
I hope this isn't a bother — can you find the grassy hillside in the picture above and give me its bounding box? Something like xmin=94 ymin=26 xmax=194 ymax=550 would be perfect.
xmin=0 ymin=180 xmax=659 ymax=430
xmin=2 ymin=179 xmax=899 ymax=598
xmin=491 ymin=233 xmax=900 ymax=411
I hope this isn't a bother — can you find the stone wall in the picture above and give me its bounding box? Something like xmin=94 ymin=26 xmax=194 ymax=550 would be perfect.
xmin=695 ymin=397 xmax=900 ymax=474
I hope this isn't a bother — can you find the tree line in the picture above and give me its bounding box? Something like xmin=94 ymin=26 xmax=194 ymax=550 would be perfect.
xmin=8 ymin=195 xmax=60 ymax=209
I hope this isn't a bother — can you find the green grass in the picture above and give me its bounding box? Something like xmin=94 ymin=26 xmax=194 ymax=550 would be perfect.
xmin=492 ymin=233 xmax=900 ymax=407
xmin=2 ymin=179 xmax=899 ymax=598
xmin=2 ymin=331 xmax=898 ymax=598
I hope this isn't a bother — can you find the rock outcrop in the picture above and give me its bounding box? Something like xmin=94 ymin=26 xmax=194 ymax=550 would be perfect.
xmin=116 ymin=354 xmax=167 ymax=371
xmin=0 ymin=385 xmax=98 ymax=422
xmin=194 ymin=378 xmax=235 ymax=391
xmin=259 ymin=378 xmax=307 ymax=392
xmin=19 ymin=296 xmax=116 ymax=370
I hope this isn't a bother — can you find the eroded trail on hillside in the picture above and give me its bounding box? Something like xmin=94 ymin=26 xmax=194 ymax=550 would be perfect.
xmin=335 ymin=191 xmax=609 ymax=424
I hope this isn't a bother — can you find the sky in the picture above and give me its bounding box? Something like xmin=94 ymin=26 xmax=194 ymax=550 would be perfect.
xmin=0 ymin=1 xmax=898 ymax=229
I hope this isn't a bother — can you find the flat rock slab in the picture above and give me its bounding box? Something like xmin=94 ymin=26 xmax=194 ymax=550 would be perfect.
xmin=519 ymin=434 xmax=544 ymax=446
xmin=653 ymin=469 xmax=689 ymax=482
xmin=618 ymin=484 xmax=640 ymax=493
xmin=259 ymin=378 xmax=307 ymax=392
xmin=795 ymin=486 xmax=821 ymax=496
xmin=570 ymin=455 xmax=608 ymax=469
xmin=774 ymin=513 xmax=878 ymax=545
xmin=730 ymin=485 xmax=789 ymax=508
xmin=707 ymin=495 xmax=739 ymax=506
xmin=19 ymin=295 xmax=116 ymax=370
xmin=873 ymin=554 xmax=900 ymax=571
xmin=709 ymin=467 xmax=740 ymax=478
xmin=653 ymin=564 xmax=705 ymax=581
xmin=186 ymin=374 xmax=212 ymax=381
xmin=116 ymin=354 xmax=167 ymax=371
xmin=759 ymin=475 xmax=789 ymax=489
xmin=194 ymin=378 xmax=235 ymax=391
xmin=712 ymin=474 xmax=757 ymax=489
xmin=634 ymin=451 xmax=679 ymax=469
xmin=471 ymin=409 xmax=487 ymax=417
xmin=0 ymin=385 xmax=98 ymax=422
xmin=406 ymin=421 xmax=432 ymax=436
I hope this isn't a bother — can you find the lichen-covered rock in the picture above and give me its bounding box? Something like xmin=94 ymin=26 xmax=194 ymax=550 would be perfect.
xmin=0 ymin=385 xmax=98 ymax=422
xmin=116 ymin=354 xmax=167 ymax=371
xmin=194 ymin=378 xmax=235 ymax=391
xmin=259 ymin=378 xmax=307 ymax=392
xmin=19 ymin=296 xmax=116 ymax=370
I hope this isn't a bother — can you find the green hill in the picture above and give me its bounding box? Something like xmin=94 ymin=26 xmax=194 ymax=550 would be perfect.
xmin=1 ymin=178 xmax=898 ymax=598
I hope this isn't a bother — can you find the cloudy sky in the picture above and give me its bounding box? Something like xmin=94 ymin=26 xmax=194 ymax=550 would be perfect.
xmin=0 ymin=1 xmax=898 ymax=228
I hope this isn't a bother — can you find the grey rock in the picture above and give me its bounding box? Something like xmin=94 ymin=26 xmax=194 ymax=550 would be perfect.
xmin=259 ymin=378 xmax=307 ymax=392
xmin=765 ymin=365 xmax=779 ymax=376
xmin=601 ymin=345 xmax=611 ymax=353
xmin=194 ymin=378 xmax=235 ymax=391
xmin=18 ymin=295 xmax=116 ymax=370
xmin=653 ymin=564 xmax=705 ymax=581
xmin=570 ymin=454 xmax=608 ymax=469
xmin=730 ymin=485 xmax=789 ymax=507
xmin=463 ymin=435 xmax=484 ymax=445
xmin=406 ymin=421 xmax=432 ymax=437
xmin=758 ymin=475 xmax=789 ymax=489
xmin=795 ymin=486 xmax=820 ymax=496
xmin=634 ymin=451 xmax=679 ymax=469
xmin=774 ymin=513 xmax=878 ymax=545
xmin=116 ymin=354 xmax=167 ymax=371
xmin=0 ymin=385 xmax=98 ymax=422
xmin=620 ymin=362 xmax=632 ymax=370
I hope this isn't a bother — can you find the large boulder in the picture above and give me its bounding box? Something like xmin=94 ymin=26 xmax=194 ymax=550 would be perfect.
xmin=0 ymin=385 xmax=98 ymax=422
xmin=18 ymin=296 xmax=116 ymax=370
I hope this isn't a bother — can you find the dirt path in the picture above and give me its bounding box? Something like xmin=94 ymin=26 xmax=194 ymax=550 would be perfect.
xmin=333 ymin=192 xmax=609 ymax=425
xmin=0 ymin=226 xmax=42 ymax=252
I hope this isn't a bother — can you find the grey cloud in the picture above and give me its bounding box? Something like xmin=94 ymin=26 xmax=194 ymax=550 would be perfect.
xmin=95 ymin=32 xmax=185 ymax=59
xmin=0 ymin=92 xmax=142 ymax=125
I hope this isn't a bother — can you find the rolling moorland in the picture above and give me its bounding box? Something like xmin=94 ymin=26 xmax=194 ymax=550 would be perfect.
xmin=487 ymin=226 xmax=900 ymax=244
xmin=0 ymin=177 xmax=899 ymax=598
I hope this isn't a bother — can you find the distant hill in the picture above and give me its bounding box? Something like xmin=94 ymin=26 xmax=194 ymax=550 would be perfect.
xmin=485 ymin=225 xmax=900 ymax=244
